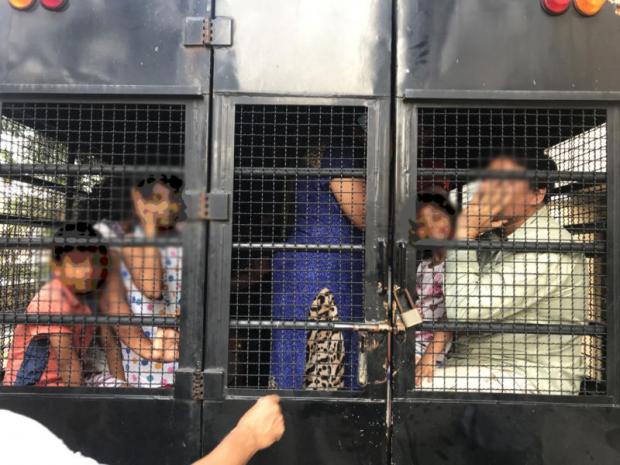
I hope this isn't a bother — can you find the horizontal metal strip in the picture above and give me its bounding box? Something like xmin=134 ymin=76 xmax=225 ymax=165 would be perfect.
xmin=230 ymin=319 xmax=606 ymax=336
xmin=0 ymin=237 xmax=182 ymax=248
xmin=417 ymin=168 xmax=606 ymax=183
xmin=234 ymin=167 xmax=366 ymax=177
xmin=0 ymin=83 xmax=203 ymax=96
xmin=413 ymin=239 xmax=605 ymax=254
xmin=0 ymin=173 xmax=88 ymax=195
xmin=405 ymin=88 xmax=619 ymax=101
xmin=229 ymin=319 xmax=387 ymax=331
xmin=0 ymin=164 xmax=184 ymax=176
xmin=0 ymin=215 xmax=65 ymax=228
xmin=416 ymin=321 xmax=606 ymax=335
xmin=551 ymin=181 xmax=606 ymax=195
xmin=563 ymin=221 xmax=607 ymax=235
xmin=0 ymin=313 xmax=178 ymax=326
xmin=232 ymin=242 xmax=365 ymax=251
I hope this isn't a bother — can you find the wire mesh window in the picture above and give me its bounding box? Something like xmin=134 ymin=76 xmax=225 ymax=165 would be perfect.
xmin=0 ymin=102 xmax=185 ymax=389
xmin=410 ymin=107 xmax=607 ymax=396
xmin=228 ymin=104 xmax=368 ymax=391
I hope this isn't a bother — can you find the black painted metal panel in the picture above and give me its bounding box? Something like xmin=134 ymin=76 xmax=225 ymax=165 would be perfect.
xmin=0 ymin=0 xmax=211 ymax=92
xmin=392 ymin=402 xmax=620 ymax=465
xmin=203 ymin=398 xmax=387 ymax=465
xmin=0 ymin=396 xmax=201 ymax=465
xmin=398 ymin=0 xmax=620 ymax=95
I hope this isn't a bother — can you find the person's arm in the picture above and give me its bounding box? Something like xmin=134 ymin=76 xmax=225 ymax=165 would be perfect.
xmin=330 ymin=178 xmax=366 ymax=230
xmin=47 ymin=333 xmax=82 ymax=387
xmin=120 ymin=246 xmax=163 ymax=301
xmin=99 ymin=325 xmax=126 ymax=382
xmin=153 ymin=327 xmax=179 ymax=363
xmin=414 ymin=331 xmax=453 ymax=387
xmin=99 ymin=251 xmax=163 ymax=362
xmin=120 ymin=189 xmax=164 ymax=300
xmin=193 ymin=395 xmax=285 ymax=465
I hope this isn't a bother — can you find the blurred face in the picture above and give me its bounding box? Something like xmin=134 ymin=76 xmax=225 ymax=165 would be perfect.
xmin=138 ymin=182 xmax=181 ymax=229
xmin=485 ymin=157 xmax=546 ymax=221
xmin=415 ymin=204 xmax=453 ymax=241
xmin=54 ymin=250 xmax=108 ymax=294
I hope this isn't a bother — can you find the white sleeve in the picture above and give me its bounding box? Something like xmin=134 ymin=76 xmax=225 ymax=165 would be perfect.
xmin=0 ymin=410 xmax=104 ymax=465
xmin=93 ymin=222 xmax=118 ymax=240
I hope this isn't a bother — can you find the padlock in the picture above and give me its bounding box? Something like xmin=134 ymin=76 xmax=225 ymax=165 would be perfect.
xmin=393 ymin=285 xmax=423 ymax=329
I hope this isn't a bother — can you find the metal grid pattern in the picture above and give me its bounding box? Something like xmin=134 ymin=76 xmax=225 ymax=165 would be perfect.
xmin=0 ymin=102 xmax=185 ymax=389
xmin=410 ymin=107 xmax=607 ymax=396
xmin=228 ymin=105 xmax=368 ymax=391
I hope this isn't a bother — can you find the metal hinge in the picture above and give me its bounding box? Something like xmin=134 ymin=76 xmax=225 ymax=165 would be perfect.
xmin=191 ymin=370 xmax=205 ymax=401
xmin=192 ymin=368 xmax=226 ymax=401
xmin=184 ymin=17 xmax=233 ymax=47
xmin=184 ymin=191 xmax=230 ymax=221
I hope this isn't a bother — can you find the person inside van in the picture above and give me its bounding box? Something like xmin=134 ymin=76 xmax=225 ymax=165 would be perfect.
xmin=409 ymin=190 xmax=455 ymax=387
xmin=420 ymin=151 xmax=586 ymax=394
xmin=3 ymin=223 xmax=120 ymax=387
xmin=93 ymin=174 xmax=183 ymax=388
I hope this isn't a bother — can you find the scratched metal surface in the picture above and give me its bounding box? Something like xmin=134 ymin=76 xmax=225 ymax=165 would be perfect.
xmin=397 ymin=0 xmax=620 ymax=95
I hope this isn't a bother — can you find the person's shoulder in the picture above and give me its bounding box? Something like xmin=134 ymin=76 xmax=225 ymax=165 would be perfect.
xmin=31 ymin=278 xmax=62 ymax=300
xmin=511 ymin=207 xmax=571 ymax=244
xmin=418 ymin=258 xmax=442 ymax=273
xmin=0 ymin=409 xmax=104 ymax=465
xmin=93 ymin=221 xmax=123 ymax=239
xmin=27 ymin=279 xmax=73 ymax=314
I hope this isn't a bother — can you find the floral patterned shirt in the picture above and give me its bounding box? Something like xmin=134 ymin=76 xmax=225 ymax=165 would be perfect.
xmin=415 ymin=259 xmax=446 ymax=342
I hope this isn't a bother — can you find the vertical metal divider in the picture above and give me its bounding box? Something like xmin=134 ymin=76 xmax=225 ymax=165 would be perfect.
xmin=0 ymin=99 xmax=3 ymax=381
xmin=392 ymin=100 xmax=417 ymax=397
xmin=606 ymin=106 xmax=620 ymax=402
xmin=364 ymin=98 xmax=393 ymax=398
xmin=175 ymin=98 xmax=210 ymax=400
xmin=202 ymin=95 xmax=234 ymax=399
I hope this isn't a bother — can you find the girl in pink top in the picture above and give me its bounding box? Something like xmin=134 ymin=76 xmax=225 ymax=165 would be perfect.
xmin=410 ymin=191 xmax=455 ymax=387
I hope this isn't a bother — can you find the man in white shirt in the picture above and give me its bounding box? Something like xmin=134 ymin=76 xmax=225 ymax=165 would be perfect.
xmin=420 ymin=151 xmax=586 ymax=395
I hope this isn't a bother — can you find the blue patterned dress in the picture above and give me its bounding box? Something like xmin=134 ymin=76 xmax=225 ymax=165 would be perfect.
xmin=270 ymin=158 xmax=364 ymax=389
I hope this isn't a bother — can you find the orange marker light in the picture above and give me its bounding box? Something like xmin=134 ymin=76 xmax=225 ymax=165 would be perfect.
xmin=8 ymin=0 xmax=35 ymax=10
xmin=574 ymin=0 xmax=607 ymax=15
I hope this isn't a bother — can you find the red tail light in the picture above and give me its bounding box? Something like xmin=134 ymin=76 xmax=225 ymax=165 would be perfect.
xmin=40 ymin=0 xmax=66 ymax=10
xmin=541 ymin=0 xmax=571 ymax=14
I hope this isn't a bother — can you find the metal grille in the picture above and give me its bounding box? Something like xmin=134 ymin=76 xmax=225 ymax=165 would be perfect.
xmin=228 ymin=105 xmax=368 ymax=391
xmin=0 ymin=102 xmax=185 ymax=389
xmin=411 ymin=107 xmax=607 ymax=396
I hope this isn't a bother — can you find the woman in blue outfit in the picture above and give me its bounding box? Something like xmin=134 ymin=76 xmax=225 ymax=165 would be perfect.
xmin=270 ymin=148 xmax=366 ymax=390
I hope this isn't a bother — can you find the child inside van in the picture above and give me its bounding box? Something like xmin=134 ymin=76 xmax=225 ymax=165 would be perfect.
xmin=410 ymin=191 xmax=455 ymax=387
xmin=95 ymin=174 xmax=183 ymax=387
xmin=3 ymin=223 xmax=117 ymax=387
